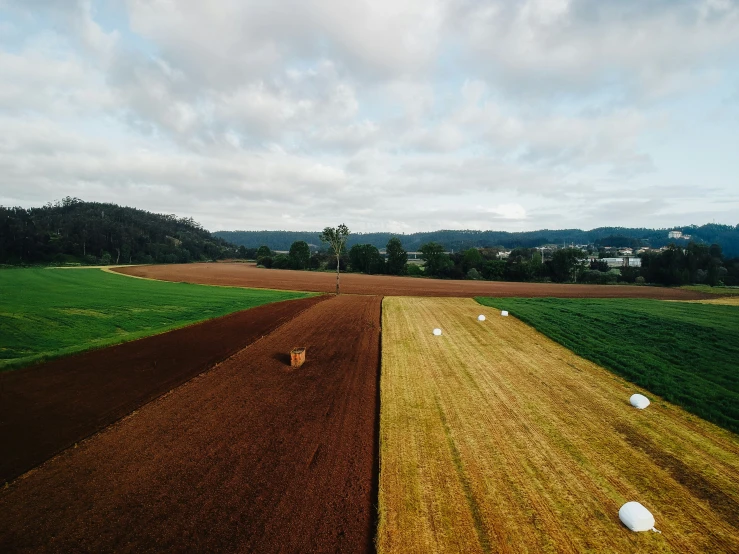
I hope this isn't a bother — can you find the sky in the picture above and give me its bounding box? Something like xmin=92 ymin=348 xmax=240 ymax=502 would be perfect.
xmin=1 ymin=0 xmax=738 ymax=233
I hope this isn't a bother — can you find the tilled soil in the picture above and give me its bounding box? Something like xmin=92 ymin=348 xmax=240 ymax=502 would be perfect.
xmin=0 ymin=295 xmax=327 ymax=484
xmin=114 ymin=263 xmax=711 ymax=300
xmin=0 ymin=294 xmax=381 ymax=554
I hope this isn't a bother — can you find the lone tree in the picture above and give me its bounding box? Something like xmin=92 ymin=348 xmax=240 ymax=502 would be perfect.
xmin=386 ymin=237 xmax=407 ymax=275
xmin=419 ymin=241 xmax=452 ymax=277
xmin=320 ymin=224 xmax=350 ymax=294
xmin=288 ymin=240 xmax=311 ymax=270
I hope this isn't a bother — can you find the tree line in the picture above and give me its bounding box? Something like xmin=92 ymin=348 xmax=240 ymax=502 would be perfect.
xmin=416 ymin=242 xmax=738 ymax=286
xmin=255 ymin=236 xmax=410 ymax=276
xmin=3 ymin=199 xmax=735 ymax=286
xmin=259 ymin=236 xmax=739 ymax=287
xmin=0 ymin=198 xmax=245 ymax=265
xmin=216 ymin=223 xmax=739 ymax=257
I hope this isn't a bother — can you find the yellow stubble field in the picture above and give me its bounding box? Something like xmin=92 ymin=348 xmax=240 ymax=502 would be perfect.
xmin=378 ymin=297 xmax=739 ymax=553
xmin=674 ymin=296 xmax=739 ymax=306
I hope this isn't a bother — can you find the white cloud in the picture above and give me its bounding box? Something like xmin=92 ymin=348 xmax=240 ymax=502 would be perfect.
xmin=0 ymin=0 xmax=737 ymax=232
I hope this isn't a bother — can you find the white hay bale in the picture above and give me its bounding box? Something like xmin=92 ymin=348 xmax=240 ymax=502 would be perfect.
xmin=630 ymin=394 xmax=650 ymax=409
xmin=433 ymin=328 xmax=442 ymax=336
xmin=501 ymin=310 xmax=509 ymax=317
xmin=478 ymin=314 xmax=486 ymax=321
xmin=619 ymin=502 xmax=657 ymax=532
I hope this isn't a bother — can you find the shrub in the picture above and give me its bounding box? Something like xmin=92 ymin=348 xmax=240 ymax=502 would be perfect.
xmin=406 ymin=264 xmax=424 ymax=276
xmin=257 ymin=256 xmax=273 ymax=269
xmin=272 ymin=254 xmax=290 ymax=269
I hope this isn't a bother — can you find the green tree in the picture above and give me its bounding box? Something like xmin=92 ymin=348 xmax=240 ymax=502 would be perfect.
xmin=481 ymin=259 xmax=506 ymax=280
xmin=272 ymin=254 xmax=290 ymax=269
xmin=288 ymin=240 xmax=311 ymax=270
xmin=256 ymin=245 xmax=272 ymax=258
xmin=462 ymin=248 xmax=484 ymax=273
xmin=386 ymin=237 xmax=408 ymax=275
xmin=320 ymin=224 xmax=350 ymax=294
xmin=549 ymin=248 xmax=586 ymax=282
xmin=349 ymin=244 xmax=383 ymax=274
xmin=419 ymin=242 xmax=453 ymax=277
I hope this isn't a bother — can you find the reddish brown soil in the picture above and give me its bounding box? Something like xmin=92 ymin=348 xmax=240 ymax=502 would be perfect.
xmin=0 ymin=295 xmax=381 ymax=554
xmin=0 ymin=295 xmax=327 ymax=485
xmin=115 ymin=262 xmax=710 ymax=299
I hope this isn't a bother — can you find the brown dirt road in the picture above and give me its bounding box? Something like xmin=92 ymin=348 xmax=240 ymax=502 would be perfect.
xmin=0 ymin=295 xmax=327 ymax=485
xmin=114 ymin=262 xmax=710 ymax=299
xmin=0 ymin=294 xmax=381 ymax=554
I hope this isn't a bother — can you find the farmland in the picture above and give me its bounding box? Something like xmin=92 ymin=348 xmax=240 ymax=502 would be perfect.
xmin=0 ymin=294 xmax=327 ymax=484
xmin=2 ymin=262 xmax=738 ymax=553
xmin=476 ymin=297 xmax=739 ymax=434
xmin=114 ymin=262 xmax=710 ymax=299
xmin=0 ymin=295 xmax=381 ymax=552
xmin=0 ymin=268 xmax=310 ymax=369
xmin=379 ymin=297 xmax=739 ymax=553
xmin=676 ymin=296 xmax=739 ymax=306
xmin=682 ymin=285 xmax=739 ymax=296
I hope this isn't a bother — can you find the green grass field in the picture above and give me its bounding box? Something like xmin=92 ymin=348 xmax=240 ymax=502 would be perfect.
xmin=476 ymin=297 xmax=739 ymax=434
xmin=682 ymin=285 xmax=739 ymax=295
xmin=0 ymin=268 xmax=311 ymax=370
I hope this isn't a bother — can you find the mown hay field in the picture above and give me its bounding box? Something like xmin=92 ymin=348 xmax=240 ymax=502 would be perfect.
xmin=379 ymin=297 xmax=739 ymax=553
xmin=475 ymin=297 xmax=739 ymax=434
xmin=0 ymin=268 xmax=310 ymax=369
xmin=675 ymin=296 xmax=739 ymax=306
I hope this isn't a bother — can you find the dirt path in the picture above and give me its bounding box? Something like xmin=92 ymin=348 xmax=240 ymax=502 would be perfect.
xmin=114 ymin=263 xmax=710 ymax=299
xmin=0 ymin=295 xmax=381 ymax=554
xmin=0 ymin=295 xmax=327 ymax=484
xmin=378 ymin=297 xmax=739 ymax=553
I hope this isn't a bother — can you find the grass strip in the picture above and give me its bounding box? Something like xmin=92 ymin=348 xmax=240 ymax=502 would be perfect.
xmin=476 ymin=297 xmax=739 ymax=434
xmin=0 ymin=268 xmax=311 ymax=370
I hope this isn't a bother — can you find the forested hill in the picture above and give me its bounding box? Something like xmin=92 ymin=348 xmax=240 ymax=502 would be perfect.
xmin=216 ymin=224 xmax=739 ymax=257
xmin=1 ymin=198 xmax=242 ymax=265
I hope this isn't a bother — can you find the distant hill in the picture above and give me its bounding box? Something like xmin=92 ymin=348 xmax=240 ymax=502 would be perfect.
xmin=0 ymin=198 xmax=243 ymax=265
xmin=215 ymin=224 xmax=739 ymax=257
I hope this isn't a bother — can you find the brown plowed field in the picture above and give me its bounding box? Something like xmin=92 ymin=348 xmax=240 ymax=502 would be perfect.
xmin=114 ymin=262 xmax=709 ymax=299
xmin=0 ymin=294 xmax=381 ymax=554
xmin=0 ymin=295 xmax=326 ymax=485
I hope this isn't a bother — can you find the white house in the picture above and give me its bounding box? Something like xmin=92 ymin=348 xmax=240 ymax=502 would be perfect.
xmin=600 ymin=257 xmax=642 ymax=268
xmin=668 ymin=230 xmax=683 ymax=239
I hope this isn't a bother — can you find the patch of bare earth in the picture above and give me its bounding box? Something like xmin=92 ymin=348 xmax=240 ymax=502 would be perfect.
xmin=113 ymin=263 xmax=710 ymax=300
xmin=0 ymin=295 xmax=327 ymax=484
xmin=0 ymin=295 xmax=381 ymax=554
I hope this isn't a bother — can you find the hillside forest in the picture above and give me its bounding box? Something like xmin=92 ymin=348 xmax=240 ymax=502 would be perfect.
xmin=0 ymin=198 xmax=246 ymax=265
xmin=216 ymin=223 xmax=739 ymax=258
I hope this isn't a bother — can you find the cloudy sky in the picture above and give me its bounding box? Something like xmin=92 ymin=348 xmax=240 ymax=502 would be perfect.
xmin=1 ymin=0 xmax=738 ymax=233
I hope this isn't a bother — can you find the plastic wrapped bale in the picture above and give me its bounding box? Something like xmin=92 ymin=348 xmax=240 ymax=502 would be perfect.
xmin=501 ymin=310 xmax=509 ymax=317
xmin=478 ymin=314 xmax=486 ymax=321
xmin=433 ymin=328 xmax=442 ymax=336
xmin=619 ymin=502 xmax=659 ymax=532
xmin=630 ymin=394 xmax=650 ymax=409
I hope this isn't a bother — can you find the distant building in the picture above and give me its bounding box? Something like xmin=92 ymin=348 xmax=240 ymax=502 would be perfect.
xmin=667 ymin=230 xmax=692 ymax=241
xmin=600 ymin=257 xmax=642 ymax=268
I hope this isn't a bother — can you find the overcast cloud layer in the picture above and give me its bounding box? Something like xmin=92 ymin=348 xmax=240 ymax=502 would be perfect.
xmin=1 ymin=0 xmax=738 ymax=232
